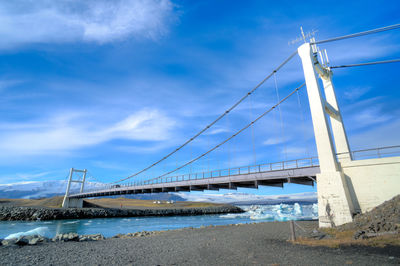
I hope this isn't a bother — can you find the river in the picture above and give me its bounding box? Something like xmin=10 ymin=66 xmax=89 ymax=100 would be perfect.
xmin=0 ymin=203 xmax=318 ymax=239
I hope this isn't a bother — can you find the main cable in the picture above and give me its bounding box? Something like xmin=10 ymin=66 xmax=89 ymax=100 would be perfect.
xmin=315 ymin=23 xmax=400 ymax=44
xmin=110 ymin=50 xmax=298 ymax=184
xmin=330 ymin=58 xmax=400 ymax=69
xmin=148 ymin=83 xmax=306 ymax=182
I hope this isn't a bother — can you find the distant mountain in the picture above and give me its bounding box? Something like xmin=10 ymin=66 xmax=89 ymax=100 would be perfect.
xmin=0 ymin=180 xmax=317 ymax=205
xmin=174 ymin=192 xmax=317 ymax=205
xmin=0 ymin=180 xmax=187 ymax=201
xmin=0 ymin=180 xmax=103 ymax=199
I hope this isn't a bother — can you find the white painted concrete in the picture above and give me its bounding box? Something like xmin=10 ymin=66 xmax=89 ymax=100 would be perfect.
xmin=62 ymin=197 xmax=83 ymax=208
xmin=341 ymin=156 xmax=400 ymax=213
xmin=62 ymin=168 xmax=87 ymax=208
xmin=298 ymin=43 xmax=339 ymax=173
xmin=298 ymin=43 xmax=355 ymax=227
xmin=321 ymin=72 xmax=352 ymax=162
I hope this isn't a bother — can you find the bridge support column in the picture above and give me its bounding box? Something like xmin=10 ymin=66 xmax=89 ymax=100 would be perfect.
xmin=298 ymin=43 xmax=355 ymax=227
xmin=62 ymin=168 xmax=87 ymax=208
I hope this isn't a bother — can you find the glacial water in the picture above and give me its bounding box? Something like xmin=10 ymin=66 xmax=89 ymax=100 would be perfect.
xmin=0 ymin=203 xmax=318 ymax=239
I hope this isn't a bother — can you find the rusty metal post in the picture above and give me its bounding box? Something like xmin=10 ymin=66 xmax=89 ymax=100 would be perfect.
xmin=290 ymin=220 xmax=296 ymax=241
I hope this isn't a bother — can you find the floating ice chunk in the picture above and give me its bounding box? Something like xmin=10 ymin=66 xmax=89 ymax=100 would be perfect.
xmin=220 ymin=213 xmax=249 ymax=219
xmin=250 ymin=213 xmax=274 ymax=220
xmin=312 ymin=203 xmax=318 ymax=214
xmin=5 ymin=227 xmax=49 ymax=239
xmin=293 ymin=203 xmax=303 ymax=216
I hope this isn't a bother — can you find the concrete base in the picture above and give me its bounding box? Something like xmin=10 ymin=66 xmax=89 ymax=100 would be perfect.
xmin=318 ymin=156 xmax=400 ymax=228
xmin=341 ymin=156 xmax=400 ymax=213
xmin=62 ymin=197 xmax=83 ymax=208
xmin=317 ymin=171 xmax=354 ymax=228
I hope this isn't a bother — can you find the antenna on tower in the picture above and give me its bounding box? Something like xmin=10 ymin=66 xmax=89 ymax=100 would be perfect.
xmin=300 ymin=26 xmax=306 ymax=42
xmin=288 ymin=27 xmax=318 ymax=46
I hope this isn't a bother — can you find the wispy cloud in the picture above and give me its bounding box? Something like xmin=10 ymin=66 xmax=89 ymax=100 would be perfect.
xmin=0 ymin=109 xmax=177 ymax=156
xmin=263 ymin=137 xmax=286 ymax=146
xmin=0 ymin=0 xmax=175 ymax=48
xmin=343 ymin=97 xmax=393 ymax=130
xmin=343 ymin=86 xmax=371 ymax=100
xmin=0 ymin=79 xmax=24 ymax=92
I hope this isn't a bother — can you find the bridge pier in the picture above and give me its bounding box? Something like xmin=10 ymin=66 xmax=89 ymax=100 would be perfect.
xmin=62 ymin=197 xmax=83 ymax=208
xmin=62 ymin=168 xmax=87 ymax=208
xmin=298 ymin=42 xmax=400 ymax=227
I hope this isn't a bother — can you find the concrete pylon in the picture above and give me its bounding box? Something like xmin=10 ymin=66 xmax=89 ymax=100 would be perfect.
xmin=298 ymin=43 xmax=355 ymax=227
xmin=62 ymin=168 xmax=87 ymax=208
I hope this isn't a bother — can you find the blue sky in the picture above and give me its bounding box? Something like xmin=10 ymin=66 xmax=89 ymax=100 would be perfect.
xmin=0 ymin=0 xmax=399 ymax=196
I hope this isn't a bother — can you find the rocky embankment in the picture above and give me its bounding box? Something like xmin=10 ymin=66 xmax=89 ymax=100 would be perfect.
xmin=0 ymin=205 xmax=244 ymax=221
xmin=339 ymin=195 xmax=400 ymax=239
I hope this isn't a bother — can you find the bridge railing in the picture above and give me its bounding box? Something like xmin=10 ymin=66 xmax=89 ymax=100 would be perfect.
xmin=81 ymin=157 xmax=319 ymax=193
xmin=80 ymin=145 xmax=400 ymax=194
xmin=337 ymin=145 xmax=400 ymax=161
xmin=138 ymin=156 xmax=319 ymax=186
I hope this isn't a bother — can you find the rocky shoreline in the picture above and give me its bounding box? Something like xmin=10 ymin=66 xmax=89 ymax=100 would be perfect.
xmin=0 ymin=229 xmax=170 ymax=247
xmin=1 ymin=221 xmax=398 ymax=265
xmin=0 ymin=205 xmax=244 ymax=221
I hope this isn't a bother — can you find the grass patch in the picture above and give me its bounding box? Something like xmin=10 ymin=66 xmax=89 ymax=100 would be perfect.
xmin=1 ymin=196 xmax=230 ymax=209
xmin=85 ymin=197 xmax=224 ymax=209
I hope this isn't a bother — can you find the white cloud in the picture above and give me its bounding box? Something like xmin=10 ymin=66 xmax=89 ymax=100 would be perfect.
xmin=349 ymin=119 xmax=400 ymax=151
xmin=343 ymin=97 xmax=393 ymax=130
xmin=343 ymin=86 xmax=371 ymax=100
xmin=0 ymin=109 xmax=176 ymax=156
xmin=263 ymin=137 xmax=285 ymax=145
xmin=282 ymin=147 xmax=308 ymax=157
xmin=204 ymin=127 xmax=230 ymax=135
xmin=0 ymin=79 xmax=24 ymax=92
xmin=0 ymin=0 xmax=175 ymax=48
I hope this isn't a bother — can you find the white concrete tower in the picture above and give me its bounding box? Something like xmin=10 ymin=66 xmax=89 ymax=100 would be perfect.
xmin=298 ymin=43 xmax=355 ymax=227
xmin=62 ymin=168 xmax=87 ymax=208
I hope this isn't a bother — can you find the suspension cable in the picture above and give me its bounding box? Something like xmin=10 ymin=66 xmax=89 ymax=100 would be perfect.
xmin=273 ymin=72 xmax=287 ymax=161
xmin=110 ymin=50 xmax=298 ymax=184
xmin=249 ymin=93 xmax=257 ymax=165
xmin=149 ymin=83 xmax=305 ymax=181
xmin=296 ymin=90 xmax=310 ymax=157
xmin=315 ymin=23 xmax=400 ymax=44
xmin=330 ymin=58 xmax=400 ymax=69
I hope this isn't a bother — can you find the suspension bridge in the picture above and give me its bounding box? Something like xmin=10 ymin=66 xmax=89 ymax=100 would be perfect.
xmin=62 ymin=24 xmax=400 ymax=228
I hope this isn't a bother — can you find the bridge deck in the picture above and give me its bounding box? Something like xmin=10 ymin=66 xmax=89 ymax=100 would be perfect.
xmin=70 ymin=165 xmax=320 ymax=198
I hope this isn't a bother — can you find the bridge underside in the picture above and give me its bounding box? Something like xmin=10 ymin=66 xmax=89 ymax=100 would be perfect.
xmin=70 ymin=166 xmax=320 ymax=199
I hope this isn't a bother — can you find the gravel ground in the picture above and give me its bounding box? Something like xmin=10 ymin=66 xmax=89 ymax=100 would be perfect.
xmin=1 ymin=221 xmax=399 ymax=266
